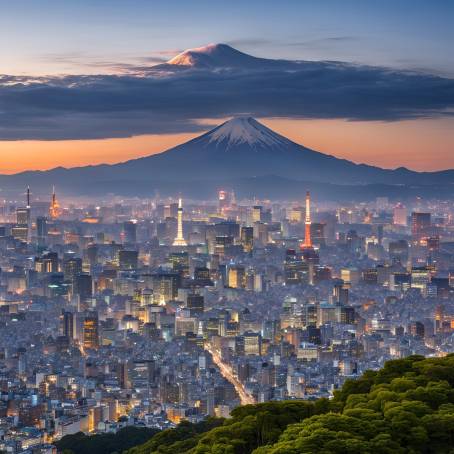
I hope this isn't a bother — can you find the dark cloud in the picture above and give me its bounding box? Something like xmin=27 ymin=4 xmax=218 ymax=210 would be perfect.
xmin=1 ymin=55 xmax=454 ymax=140
xmin=39 ymin=52 xmax=169 ymax=74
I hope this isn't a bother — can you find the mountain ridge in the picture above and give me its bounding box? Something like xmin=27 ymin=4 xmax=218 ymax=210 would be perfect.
xmin=1 ymin=116 xmax=453 ymax=199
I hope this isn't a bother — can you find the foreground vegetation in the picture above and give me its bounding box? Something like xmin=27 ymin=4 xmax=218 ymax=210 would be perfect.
xmin=56 ymin=426 xmax=159 ymax=454
xmin=60 ymin=354 xmax=454 ymax=453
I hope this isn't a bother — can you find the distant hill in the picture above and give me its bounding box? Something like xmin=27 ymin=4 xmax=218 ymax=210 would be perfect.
xmin=1 ymin=116 xmax=453 ymax=200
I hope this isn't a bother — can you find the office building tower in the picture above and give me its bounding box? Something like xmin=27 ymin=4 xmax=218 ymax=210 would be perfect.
xmin=252 ymin=205 xmax=262 ymax=223
xmin=62 ymin=311 xmax=75 ymax=340
xmin=36 ymin=216 xmax=48 ymax=245
xmin=284 ymin=249 xmax=309 ymax=285
xmin=311 ymin=223 xmax=326 ymax=246
xmin=244 ymin=332 xmax=262 ymax=356
xmin=411 ymin=212 xmax=431 ymax=239
xmin=118 ymin=250 xmax=139 ymax=270
xmin=44 ymin=252 xmax=59 ymax=273
xmin=63 ymin=257 xmax=82 ymax=282
xmin=123 ymin=220 xmax=137 ymax=244
xmin=168 ymin=252 xmax=190 ymax=277
xmin=12 ymin=189 xmax=31 ymax=242
xmin=393 ymin=203 xmax=408 ymax=226
xmin=83 ymin=313 xmax=99 ymax=350
xmin=152 ymin=271 xmax=181 ymax=304
xmin=228 ymin=265 xmax=246 ymax=289
xmin=75 ymin=274 xmax=93 ymax=300
xmin=86 ymin=244 xmax=98 ymax=268
xmin=187 ymin=294 xmax=204 ymax=315
xmin=240 ymin=226 xmax=254 ymax=253
xmin=119 ymin=362 xmax=130 ymax=389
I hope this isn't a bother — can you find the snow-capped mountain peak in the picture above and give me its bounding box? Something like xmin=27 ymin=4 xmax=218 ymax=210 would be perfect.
xmin=167 ymin=44 xmax=220 ymax=66
xmin=206 ymin=117 xmax=292 ymax=149
xmin=166 ymin=44 xmax=273 ymax=69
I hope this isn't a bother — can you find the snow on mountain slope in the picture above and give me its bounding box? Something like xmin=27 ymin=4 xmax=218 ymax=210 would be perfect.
xmin=166 ymin=43 xmax=279 ymax=69
xmin=167 ymin=44 xmax=222 ymax=66
xmin=206 ymin=117 xmax=293 ymax=149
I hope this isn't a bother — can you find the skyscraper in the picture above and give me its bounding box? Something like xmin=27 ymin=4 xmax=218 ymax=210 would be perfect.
xmin=172 ymin=198 xmax=187 ymax=247
xmin=62 ymin=311 xmax=75 ymax=340
xmin=36 ymin=216 xmax=48 ymax=245
xmin=240 ymin=226 xmax=254 ymax=253
xmin=123 ymin=220 xmax=137 ymax=244
xmin=12 ymin=187 xmax=31 ymax=242
xmin=393 ymin=203 xmax=408 ymax=226
xmin=83 ymin=313 xmax=99 ymax=350
xmin=411 ymin=212 xmax=431 ymax=239
xmin=118 ymin=250 xmax=139 ymax=270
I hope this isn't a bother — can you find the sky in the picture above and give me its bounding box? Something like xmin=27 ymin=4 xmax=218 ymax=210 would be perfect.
xmin=0 ymin=0 xmax=453 ymax=173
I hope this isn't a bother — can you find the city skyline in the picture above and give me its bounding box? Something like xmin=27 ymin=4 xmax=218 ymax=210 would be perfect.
xmin=1 ymin=3 xmax=454 ymax=451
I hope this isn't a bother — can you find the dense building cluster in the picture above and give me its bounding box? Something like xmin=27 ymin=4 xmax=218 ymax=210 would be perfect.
xmin=0 ymin=188 xmax=453 ymax=453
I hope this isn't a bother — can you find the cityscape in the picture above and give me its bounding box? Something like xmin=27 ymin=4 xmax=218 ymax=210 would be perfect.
xmin=1 ymin=1 xmax=454 ymax=453
xmin=0 ymin=182 xmax=453 ymax=452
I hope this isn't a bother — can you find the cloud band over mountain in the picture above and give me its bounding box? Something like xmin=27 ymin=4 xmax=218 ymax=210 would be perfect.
xmin=1 ymin=44 xmax=454 ymax=140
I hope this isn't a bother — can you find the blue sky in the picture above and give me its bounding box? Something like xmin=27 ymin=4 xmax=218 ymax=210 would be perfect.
xmin=2 ymin=0 xmax=453 ymax=75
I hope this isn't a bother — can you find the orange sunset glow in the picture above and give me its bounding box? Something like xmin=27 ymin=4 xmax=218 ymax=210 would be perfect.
xmin=1 ymin=117 xmax=453 ymax=174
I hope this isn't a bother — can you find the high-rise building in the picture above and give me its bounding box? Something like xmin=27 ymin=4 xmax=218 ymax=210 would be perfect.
xmin=434 ymin=304 xmax=444 ymax=334
xmin=63 ymin=257 xmax=82 ymax=282
xmin=240 ymin=226 xmax=254 ymax=253
xmin=13 ymin=189 xmax=31 ymax=242
xmin=172 ymin=198 xmax=187 ymax=247
xmin=311 ymin=223 xmax=325 ymax=246
xmin=152 ymin=271 xmax=181 ymax=304
xmin=168 ymin=252 xmax=189 ymax=277
xmin=118 ymin=361 xmax=130 ymax=389
xmin=408 ymin=321 xmax=425 ymax=338
xmin=62 ymin=311 xmax=75 ymax=340
xmin=36 ymin=216 xmax=48 ymax=245
xmin=118 ymin=250 xmax=139 ymax=270
xmin=252 ymin=205 xmax=262 ymax=223
xmin=389 ymin=240 xmax=409 ymax=263
xmin=393 ymin=203 xmax=407 ymax=226
xmin=284 ymin=249 xmax=309 ymax=285
xmin=43 ymin=252 xmax=59 ymax=273
xmin=123 ymin=220 xmax=137 ymax=244
xmin=75 ymin=274 xmax=93 ymax=300
xmin=12 ymin=207 xmax=30 ymax=242
xmin=411 ymin=212 xmax=431 ymax=239
xmin=243 ymin=332 xmax=262 ymax=356
xmin=187 ymin=294 xmax=204 ymax=315
xmin=289 ymin=206 xmax=303 ymax=223
xmin=86 ymin=244 xmax=98 ymax=268
xmin=228 ymin=265 xmax=246 ymax=288
xmin=83 ymin=313 xmax=99 ymax=350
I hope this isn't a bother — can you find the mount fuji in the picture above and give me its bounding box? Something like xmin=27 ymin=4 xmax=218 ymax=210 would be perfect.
xmin=1 ymin=116 xmax=453 ymax=200
xmin=159 ymin=43 xmax=291 ymax=70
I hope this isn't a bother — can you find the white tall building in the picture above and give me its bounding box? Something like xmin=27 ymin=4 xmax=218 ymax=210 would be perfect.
xmin=172 ymin=198 xmax=187 ymax=246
